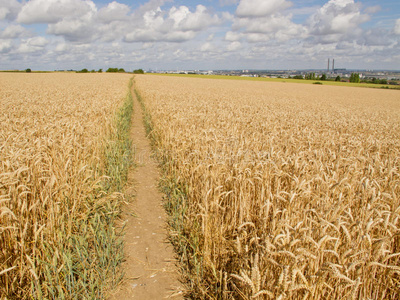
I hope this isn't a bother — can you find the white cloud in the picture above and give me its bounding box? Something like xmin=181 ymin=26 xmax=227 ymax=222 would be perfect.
xmin=0 ymin=25 xmax=30 ymax=39
xmin=395 ymin=19 xmax=400 ymax=35
xmin=236 ymin=0 xmax=292 ymax=17
xmin=0 ymin=0 xmax=21 ymax=21
xmin=360 ymin=28 xmax=394 ymax=46
xmin=225 ymin=31 xmax=241 ymax=42
xmin=0 ymin=40 xmax=12 ymax=53
xmin=18 ymin=36 xmax=49 ymax=53
xmin=141 ymin=42 xmax=153 ymax=49
xmin=17 ymin=0 xmax=96 ymax=24
xmin=97 ymin=1 xmax=130 ymax=23
xmin=14 ymin=1 xmax=221 ymax=45
xmin=230 ymin=0 xmax=305 ymax=44
xmin=221 ymin=11 xmax=235 ymax=22
xmin=55 ymin=42 xmax=70 ymax=52
xmin=47 ymin=16 xmax=97 ymax=43
xmin=124 ymin=5 xmax=220 ymax=43
xmin=136 ymin=0 xmax=170 ymax=14
xmin=201 ymin=42 xmax=214 ymax=52
xmin=125 ymin=28 xmax=196 ymax=43
xmin=171 ymin=5 xmax=220 ymax=31
xmin=307 ymin=0 xmax=369 ymax=37
xmin=21 ymin=0 xmax=99 ymax=43
xmin=227 ymin=41 xmax=241 ymax=51
xmin=49 ymin=43 xmax=97 ymax=66
xmin=234 ymin=13 xmax=304 ymax=36
xmin=169 ymin=6 xmax=189 ymax=26
xmin=28 ymin=36 xmax=49 ymax=47
xmin=364 ymin=5 xmax=381 ymax=14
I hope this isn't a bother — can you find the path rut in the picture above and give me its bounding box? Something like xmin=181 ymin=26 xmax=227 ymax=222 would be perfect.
xmin=109 ymin=86 xmax=183 ymax=299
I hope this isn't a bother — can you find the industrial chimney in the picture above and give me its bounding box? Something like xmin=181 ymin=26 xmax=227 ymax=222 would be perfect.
xmin=332 ymin=59 xmax=335 ymax=73
xmin=328 ymin=58 xmax=330 ymax=73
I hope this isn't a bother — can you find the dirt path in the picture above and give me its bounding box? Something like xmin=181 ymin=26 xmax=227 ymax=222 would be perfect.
xmin=109 ymin=88 xmax=183 ymax=299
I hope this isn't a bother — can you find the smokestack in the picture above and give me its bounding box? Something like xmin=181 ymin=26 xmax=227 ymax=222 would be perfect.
xmin=328 ymin=58 xmax=330 ymax=72
xmin=333 ymin=59 xmax=335 ymax=73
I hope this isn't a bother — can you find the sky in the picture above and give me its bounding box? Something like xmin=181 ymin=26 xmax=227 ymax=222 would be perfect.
xmin=0 ymin=0 xmax=399 ymax=71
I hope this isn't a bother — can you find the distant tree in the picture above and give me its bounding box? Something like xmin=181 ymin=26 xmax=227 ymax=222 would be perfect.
xmin=379 ymin=79 xmax=388 ymax=84
xmin=335 ymin=75 xmax=341 ymax=82
xmin=133 ymin=69 xmax=144 ymax=74
xmin=98 ymin=69 xmax=102 ymax=73
xmin=293 ymin=75 xmax=304 ymax=79
xmin=25 ymin=68 xmax=31 ymax=73
xmin=77 ymin=68 xmax=89 ymax=73
xmin=305 ymin=73 xmax=316 ymax=80
xmin=349 ymin=73 xmax=360 ymax=83
xmin=118 ymin=68 xmax=125 ymax=73
xmin=320 ymin=74 xmax=327 ymax=81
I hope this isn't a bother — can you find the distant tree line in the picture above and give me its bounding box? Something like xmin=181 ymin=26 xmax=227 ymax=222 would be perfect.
xmin=291 ymin=75 xmax=304 ymax=79
xmin=75 ymin=68 xmax=145 ymax=74
xmin=292 ymin=73 xmax=329 ymax=81
xmin=294 ymin=73 xmax=367 ymax=83
xmin=363 ymin=77 xmax=388 ymax=85
xmin=106 ymin=68 xmax=125 ymax=73
xmin=77 ymin=68 xmax=102 ymax=73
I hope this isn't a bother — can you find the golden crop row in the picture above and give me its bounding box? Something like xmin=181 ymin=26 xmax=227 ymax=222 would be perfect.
xmin=0 ymin=73 xmax=132 ymax=298
xmin=135 ymin=75 xmax=400 ymax=299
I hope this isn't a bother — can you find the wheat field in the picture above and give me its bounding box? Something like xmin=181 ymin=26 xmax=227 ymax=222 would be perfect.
xmin=135 ymin=75 xmax=400 ymax=299
xmin=0 ymin=73 xmax=132 ymax=298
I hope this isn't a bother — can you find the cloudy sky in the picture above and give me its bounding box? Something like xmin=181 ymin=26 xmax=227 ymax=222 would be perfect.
xmin=1 ymin=0 xmax=399 ymax=71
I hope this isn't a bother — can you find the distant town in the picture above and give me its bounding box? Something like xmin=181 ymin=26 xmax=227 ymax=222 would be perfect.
xmin=147 ymin=68 xmax=400 ymax=84
xmin=145 ymin=58 xmax=400 ymax=85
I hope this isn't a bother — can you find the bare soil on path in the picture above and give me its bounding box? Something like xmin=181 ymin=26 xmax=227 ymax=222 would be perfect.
xmin=109 ymin=88 xmax=184 ymax=299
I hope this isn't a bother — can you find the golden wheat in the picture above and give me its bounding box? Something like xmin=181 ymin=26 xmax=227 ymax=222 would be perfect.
xmin=0 ymin=73 xmax=132 ymax=298
xmin=135 ymin=75 xmax=400 ymax=299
